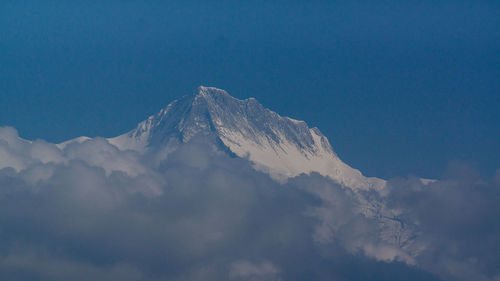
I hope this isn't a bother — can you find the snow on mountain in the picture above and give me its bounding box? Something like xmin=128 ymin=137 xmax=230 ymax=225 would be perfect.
xmin=106 ymin=86 xmax=385 ymax=192
xmin=57 ymin=86 xmax=417 ymax=257
xmin=56 ymin=136 xmax=91 ymax=149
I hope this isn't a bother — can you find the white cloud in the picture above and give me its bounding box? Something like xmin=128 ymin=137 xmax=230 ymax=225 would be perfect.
xmin=229 ymin=260 xmax=280 ymax=281
xmin=0 ymin=127 xmax=498 ymax=281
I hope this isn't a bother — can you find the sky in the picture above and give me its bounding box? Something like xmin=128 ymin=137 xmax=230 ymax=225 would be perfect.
xmin=1 ymin=0 xmax=499 ymax=179
xmin=0 ymin=2 xmax=500 ymax=280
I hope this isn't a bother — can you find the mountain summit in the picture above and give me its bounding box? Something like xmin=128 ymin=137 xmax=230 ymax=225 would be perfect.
xmin=103 ymin=86 xmax=386 ymax=191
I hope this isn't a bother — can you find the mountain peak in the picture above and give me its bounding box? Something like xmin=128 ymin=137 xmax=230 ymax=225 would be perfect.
xmin=195 ymin=85 xmax=230 ymax=97
xmin=191 ymin=86 xmax=242 ymax=110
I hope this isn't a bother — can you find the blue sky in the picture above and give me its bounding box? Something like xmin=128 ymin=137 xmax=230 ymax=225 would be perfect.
xmin=1 ymin=0 xmax=499 ymax=179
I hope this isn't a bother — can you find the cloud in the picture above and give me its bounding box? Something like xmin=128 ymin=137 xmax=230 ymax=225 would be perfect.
xmin=0 ymin=127 xmax=65 ymax=172
xmin=0 ymin=246 xmax=146 ymax=281
xmin=386 ymin=163 xmax=500 ymax=281
xmin=229 ymin=260 xmax=280 ymax=281
xmin=0 ymin=127 xmax=497 ymax=280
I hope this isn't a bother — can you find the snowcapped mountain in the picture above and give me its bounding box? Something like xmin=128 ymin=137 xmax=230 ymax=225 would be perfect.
xmin=102 ymin=86 xmax=386 ymax=191
xmin=57 ymin=86 xmax=417 ymax=259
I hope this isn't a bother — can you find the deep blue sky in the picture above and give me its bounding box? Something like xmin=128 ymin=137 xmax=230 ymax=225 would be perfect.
xmin=1 ymin=0 xmax=499 ymax=179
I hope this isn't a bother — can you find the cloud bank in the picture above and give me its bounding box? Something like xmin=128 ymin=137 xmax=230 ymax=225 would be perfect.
xmin=0 ymin=127 xmax=498 ymax=281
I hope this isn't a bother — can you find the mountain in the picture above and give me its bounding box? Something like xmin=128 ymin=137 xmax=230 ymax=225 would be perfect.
xmin=58 ymin=86 xmax=417 ymax=255
xmin=102 ymin=86 xmax=385 ymax=191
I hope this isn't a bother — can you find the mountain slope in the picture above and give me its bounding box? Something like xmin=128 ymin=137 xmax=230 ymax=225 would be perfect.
xmin=105 ymin=86 xmax=385 ymax=191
